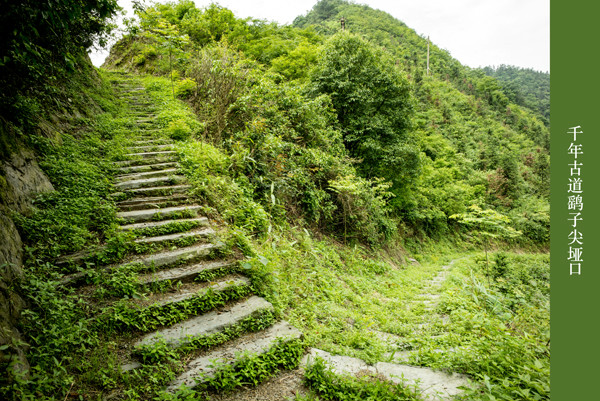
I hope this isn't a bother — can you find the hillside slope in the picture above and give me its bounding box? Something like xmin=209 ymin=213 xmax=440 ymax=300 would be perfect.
xmin=480 ymin=65 xmax=550 ymax=125
xmin=104 ymin=0 xmax=549 ymax=245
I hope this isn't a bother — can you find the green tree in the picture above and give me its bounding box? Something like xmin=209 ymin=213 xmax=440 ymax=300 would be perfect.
xmin=0 ymin=0 xmax=118 ymax=119
xmin=309 ymin=33 xmax=419 ymax=192
xmin=451 ymin=205 xmax=521 ymax=284
xmin=180 ymin=4 xmax=240 ymax=46
xmin=138 ymin=9 xmax=190 ymax=97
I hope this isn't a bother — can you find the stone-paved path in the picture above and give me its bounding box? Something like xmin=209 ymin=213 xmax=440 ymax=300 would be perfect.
xmin=60 ymin=75 xmax=301 ymax=395
xmin=301 ymin=259 xmax=470 ymax=401
xmin=60 ymin=75 xmax=469 ymax=399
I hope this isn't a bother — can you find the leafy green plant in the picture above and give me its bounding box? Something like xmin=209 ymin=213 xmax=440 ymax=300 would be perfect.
xmin=99 ymin=284 xmax=252 ymax=333
xmin=304 ymin=357 xmax=421 ymax=401
xmin=203 ymin=338 xmax=305 ymax=392
xmin=450 ymin=205 xmax=521 ymax=284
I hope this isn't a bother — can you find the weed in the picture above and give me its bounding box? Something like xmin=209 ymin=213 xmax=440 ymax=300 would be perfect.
xmin=304 ymin=357 xmax=421 ymax=400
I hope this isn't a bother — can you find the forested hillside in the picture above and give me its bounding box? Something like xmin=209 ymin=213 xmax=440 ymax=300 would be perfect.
xmin=2 ymin=1 xmax=549 ymax=400
xmin=105 ymin=0 xmax=549 ymax=245
xmin=481 ymin=65 xmax=550 ymax=125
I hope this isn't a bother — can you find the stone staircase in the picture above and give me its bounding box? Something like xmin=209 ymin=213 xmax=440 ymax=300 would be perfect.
xmin=57 ymin=75 xmax=472 ymax=399
xmin=59 ymin=75 xmax=302 ymax=395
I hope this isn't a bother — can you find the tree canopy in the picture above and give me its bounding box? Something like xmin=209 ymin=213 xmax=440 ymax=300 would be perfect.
xmin=310 ymin=33 xmax=419 ymax=190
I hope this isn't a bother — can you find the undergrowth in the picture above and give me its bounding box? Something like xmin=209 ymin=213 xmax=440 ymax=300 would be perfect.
xmin=303 ymin=357 xmax=421 ymax=401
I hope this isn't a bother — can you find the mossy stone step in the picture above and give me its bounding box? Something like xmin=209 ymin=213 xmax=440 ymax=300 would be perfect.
xmin=123 ymin=150 xmax=177 ymax=159
xmin=302 ymin=349 xmax=470 ymax=401
xmin=135 ymin=242 xmax=222 ymax=268
xmin=137 ymin=258 xmax=237 ymax=286
xmin=114 ymin=156 xmax=178 ymax=168
xmin=57 ymin=241 xmax=219 ymax=288
xmin=117 ymin=194 xmax=191 ymax=212
xmin=134 ymin=227 xmax=214 ymax=245
xmin=113 ymin=184 xmax=191 ymax=198
xmin=117 ymin=204 xmax=202 ymax=223
xmin=134 ymin=296 xmax=273 ymax=349
xmin=167 ymin=320 xmax=302 ymax=392
xmin=116 ymin=162 xmax=178 ymax=174
xmin=116 ymin=168 xmax=179 ymax=183
xmin=119 ymin=216 xmax=208 ymax=232
xmin=134 ymin=118 xmax=156 ymax=124
xmin=137 ymin=275 xmax=249 ymax=309
xmin=114 ymin=175 xmax=186 ymax=191
xmin=126 ymin=144 xmax=174 ymax=153
xmin=130 ymin=139 xmax=172 ymax=146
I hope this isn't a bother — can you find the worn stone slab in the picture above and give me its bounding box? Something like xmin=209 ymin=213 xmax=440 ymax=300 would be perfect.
xmin=115 ymin=184 xmax=191 ymax=198
xmin=117 ymin=205 xmax=202 ymax=223
xmin=123 ymin=150 xmax=177 ymax=159
xmin=116 ymin=168 xmax=179 ymax=182
xmin=136 ymin=242 xmax=220 ymax=268
xmin=134 ymin=227 xmax=214 ymax=244
xmin=126 ymin=144 xmax=173 ymax=153
xmin=135 ymin=296 xmax=273 ymax=348
xmin=117 ymin=195 xmax=190 ymax=212
xmin=114 ymin=156 xmax=177 ymax=167
xmin=57 ymin=242 xmax=219 ymax=288
xmin=376 ymin=362 xmax=470 ymax=401
xmin=369 ymin=329 xmax=404 ymax=345
xmin=130 ymin=139 xmax=172 ymax=146
xmin=137 ymin=259 xmax=237 ymax=285
xmin=117 ymin=162 xmax=179 ymax=174
xmin=301 ymin=349 xmax=470 ymax=401
xmin=114 ymin=175 xmax=186 ymax=191
xmin=167 ymin=321 xmax=302 ymax=392
xmin=140 ymin=276 xmax=249 ymax=308
xmin=118 ymin=200 xmax=190 ymax=212
xmin=301 ymin=349 xmax=375 ymax=377
xmin=119 ymin=216 xmax=208 ymax=232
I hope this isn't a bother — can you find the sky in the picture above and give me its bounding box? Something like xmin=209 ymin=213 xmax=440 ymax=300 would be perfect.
xmin=89 ymin=0 xmax=549 ymax=72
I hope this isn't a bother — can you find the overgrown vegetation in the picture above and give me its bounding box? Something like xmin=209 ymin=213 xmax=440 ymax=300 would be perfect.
xmin=304 ymin=357 xmax=421 ymax=401
xmin=481 ymin=65 xmax=549 ymax=125
xmin=0 ymin=0 xmax=119 ymax=128
xmin=105 ymin=0 xmax=549 ymax=246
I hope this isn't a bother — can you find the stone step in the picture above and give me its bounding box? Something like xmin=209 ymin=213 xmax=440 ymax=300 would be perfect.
xmin=117 ymin=204 xmax=202 ymax=223
xmin=113 ymin=184 xmax=191 ymax=198
xmin=127 ymin=117 xmax=156 ymax=123
xmin=123 ymin=150 xmax=177 ymax=159
xmin=140 ymin=275 xmax=249 ymax=309
xmin=116 ymin=162 xmax=179 ymax=174
xmin=301 ymin=349 xmax=470 ymax=401
xmin=114 ymin=156 xmax=177 ymax=168
xmin=167 ymin=320 xmax=302 ymax=392
xmin=58 ymin=241 xmax=219 ymax=288
xmin=134 ymin=227 xmax=214 ymax=245
xmin=126 ymin=144 xmax=173 ymax=153
xmin=135 ymin=242 xmax=221 ymax=269
xmin=135 ymin=296 xmax=273 ymax=349
xmin=116 ymin=168 xmax=179 ymax=182
xmin=134 ymin=118 xmax=155 ymax=124
xmin=114 ymin=175 xmax=186 ymax=191
xmin=117 ymin=193 xmax=189 ymax=205
xmin=137 ymin=259 xmax=237 ymax=286
xmin=130 ymin=139 xmax=172 ymax=146
xmin=119 ymin=216 xmax=208 ymax=233
xmin=117 ymin=194 xmax=190 ymax=212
